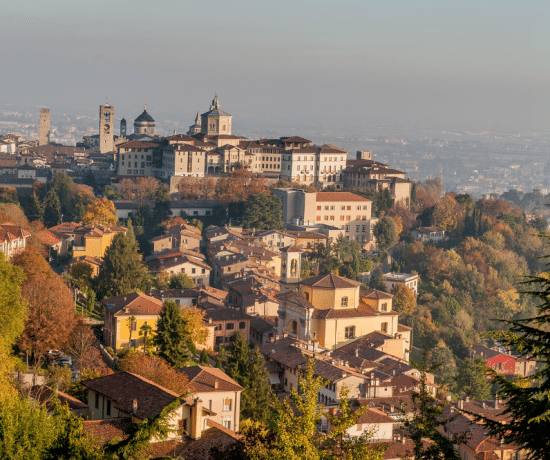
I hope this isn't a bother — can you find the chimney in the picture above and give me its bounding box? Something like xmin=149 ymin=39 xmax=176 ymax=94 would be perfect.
xmin=402 ymin=436 xmax=406 ymax=445
xmin=465 ymin=396 xmax=470 ymax=403
xmin=190 ymin=398 xmax=203 ymax=440
xmin=214 ymin=380 xmax=219 ymax=389
xmin=482 ymin=402 xmax=486 ymax=408
xmin=283 ymin=331 xmax=288 ymax=338
xmin=458 ymin=399 xmax=464 ymax=410
xmin=132 ymin=399 xmax=138 ymax=414
xmin=275 ymin=334 xmax=280 ymax=341
xmin=355 ymin=348 xmax=359 ymax=358
xmin=494 ymin=398 xmax=499 ymax=410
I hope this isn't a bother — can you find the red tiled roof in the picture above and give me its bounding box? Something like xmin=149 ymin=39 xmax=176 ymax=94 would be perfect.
xmin=102 ymin=292 xmax=164 ymax=316
xmin=117 ymin=140 xmax=159 ymax=149
xmin=179 ymin=366 xmax=244 ymax=393
xmin=301 ymin=273 xmax=361 ymax=289
xmin=316 ymin=192 xmax=370 ymax=202
xmin=82 ymin=371 xmax=181 ymax=420
xmin=282 ymin=136 xmax=312 ymax=143
xmin=30 ymin=385 xmax=88 ymax=410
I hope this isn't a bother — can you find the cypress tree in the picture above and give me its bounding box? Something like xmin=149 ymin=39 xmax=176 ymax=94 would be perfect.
xmin=43 ymin=189 xmax=61 ymax=228
xmin=96 ymin=231 xmax=148 ymax=299
xmin=154 ymin=301 xmax=192 ymax=367
xmin=153 ymin=185 xmax=172 ymax=227
xmin=241 ymin=347 xmax=272 ymax=424
xmin=26 ymin=192 xmax=43 ymax=223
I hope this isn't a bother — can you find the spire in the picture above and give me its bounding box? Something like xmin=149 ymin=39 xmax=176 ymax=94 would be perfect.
xmin=210 ymin=94 xmax=220 ymax=110
xmin=173 ymin=128 xmax=176 ymax=135
xmin=195 ymin=111 xmax=201 ymax=124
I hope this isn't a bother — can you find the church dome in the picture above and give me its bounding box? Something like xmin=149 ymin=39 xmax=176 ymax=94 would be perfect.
xmin=134 ymin=108 xmax=155 ymax=123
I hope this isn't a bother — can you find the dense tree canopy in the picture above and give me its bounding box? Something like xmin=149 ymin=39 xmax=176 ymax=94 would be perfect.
xmin=242 ymin=193 xmax=283 ymax=230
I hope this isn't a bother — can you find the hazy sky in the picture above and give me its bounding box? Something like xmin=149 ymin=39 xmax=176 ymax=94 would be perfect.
xmin=1 ymin=0 xmax=548 ymax=134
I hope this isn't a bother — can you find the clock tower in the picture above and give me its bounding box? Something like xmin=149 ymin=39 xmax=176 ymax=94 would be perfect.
xmin=99 ymin=104 xmax=114 ymax=154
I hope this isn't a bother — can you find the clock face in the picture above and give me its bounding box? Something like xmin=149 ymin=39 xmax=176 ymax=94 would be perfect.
xmin=104 ymin=111 xmax=111 ymax=120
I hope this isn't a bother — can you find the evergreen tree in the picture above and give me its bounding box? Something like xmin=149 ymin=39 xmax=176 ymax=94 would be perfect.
xmin=411 ymin=181 xmax=417 ymax=203
xmin=241 ymin=348 xmax=272 ymax=424
xmin=479 ymin=244 xmax=550 ymax=459
xmin=52 ymin=172 xmax=74 ymax=216
xmin=96 ymin=231 xmax=148 ymax=299
xmin=26 ymin=192 xmax=43 ymax=222
xmin=154 ymin=301 xmax=192 ymax=367
xmin=403 ymin=358 xmax=463 ymax=460
xmin=455 ymin=357 xmax=492 ymax=400
xmin=153 ymin=185 xmax=172 ymax=227
xmin=224 ymin=332 xmax=252 ymax=387
xmin=242 ymin=192 xmax=283 ymax=230
xmin=200 ymin=348 xmax=210 ymax=365
xmin=373 ymin=216 xmax=398 ymax=251
xmin=43 ymin=188 xmax=62 ymax=227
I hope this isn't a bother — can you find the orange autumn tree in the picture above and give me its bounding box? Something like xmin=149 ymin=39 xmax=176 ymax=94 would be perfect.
xmin=12 ymin=248 xmax=78 ymax=358
xmin=82 ymin=197 xmax=118 ymax=225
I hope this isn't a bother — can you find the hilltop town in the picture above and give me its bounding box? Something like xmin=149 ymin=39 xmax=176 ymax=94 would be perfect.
xmin=0 ymin=97 xmax=546 ymax=459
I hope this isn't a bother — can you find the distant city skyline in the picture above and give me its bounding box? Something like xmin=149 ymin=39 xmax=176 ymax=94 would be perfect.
xmin=1 ymin=1 xmax=548 ymax=133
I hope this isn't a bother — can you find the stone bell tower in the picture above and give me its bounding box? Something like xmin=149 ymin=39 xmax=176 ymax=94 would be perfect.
xmin=99 ymin=104 xmax=114 ymax=153
xmin=280 ymin=245 xmax=302 ymax=289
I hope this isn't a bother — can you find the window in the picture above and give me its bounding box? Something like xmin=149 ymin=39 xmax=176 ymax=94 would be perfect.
xmin=324 ymin=216 xmax=329 ymax=221
xmin=106 ymin=399 xmax=111 ymax=416
xmin=340 ymin=215 xmax=345 ymax=221
xmin=130 ymin=320 xmax=137 ymax=332
xmin=95 ymin=393 xmax=99 ymax=409
xmin=356 ymin=225 xmax=360 ymax=232
xmin=239 ymin=321 xmax=246 ymax=329
xmin=357 ymin=205 xmax=361 ymax=210
xmin=224 ymin=399 xmax=232 ymax=411
xmin=345 ymin=226 xmax=350 ymax=232
xmin=347 ymin=205 xmax=351 ymax=210
xmin=362 ymin=226 xmax=366 ymax=232
xmin=341 ymin=206 xmax=346 ymax=210
xmin=317 ymin=206 xmax=321 ymax=210
xmin=330 ymin=216 xmax=335 ymax=220
xmin=331 ymin=206 xmax=335 ymax=210
xmin=192 ymin=268 xmax=196 ymax=274
xmin=381 ymin=322 xmax=388 ymax=333
xmin=324 ymin=206 xmax=329 ymax=210
xmin=345 ymin=326 xmax=355 ymax=339
xmin=290 ymin=320 xmax=298 ymax=334
xmin=226 ymin=323 xmax=234 ymax=330
xmin=223 ymin=419 xmax=231 ymax=429
xmin=381 ymin=302 xmax=388 ymax=311
xmin=202 ymin=268 xmax=206 ymax=274
xmin=341 ymin=297 xmax=348 ymax=307
xmin=363 ymin=205 xmax=368 ymax=210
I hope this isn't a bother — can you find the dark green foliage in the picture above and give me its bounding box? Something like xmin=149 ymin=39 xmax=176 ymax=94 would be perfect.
xmin=200 ymin=348 xmax=210 ymax=365
xmin=84 ymin=172 xmax=97 ymax=191
xmin=356 ymin=188 xmax=394 ymax=217
xmin=373 ymin=216 xmax=398 ymax=251
xmin=155 ymin=301 xmax=193 ymax=367
xmin=455 ymin=357 xmax=492 ymax=400
xmin=417 ymin=206 xmax=435 ymax=227
xmin=103 ymin=185 xmax=123 ymax=200
xmin=222 ymin=334 xmax=273 ymax=424
xmin=242 ymin=192 xmax=283 ymax=230
xmin=240 ymin=348 xmax=272 ymax=424
xmin=43 ymin=188 xmax=62 ymax=228
xmin=479 ymin=243 xmax=550 ymax=459
xmin=168 ymin=273 xmax=195 ymax=289
xmin=96 ymin=231 xmax=149 ymax=299
xmin=411 ymin=181 xmax=417 ymax=203
xmin=26 ymin=192 xmax=43 ymax=222
xmin=52 ymin=172 xmax=74 ymax=217
xmin=153 ymin=185 xmax=172 ymax=227
xmin=403 ymin=355 xmax=463 ymax=459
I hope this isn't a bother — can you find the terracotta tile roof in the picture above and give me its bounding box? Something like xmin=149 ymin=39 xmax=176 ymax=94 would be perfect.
xmin=267 ymin=346 xmax=308 ymax=368
xmin=176 ymin=420 xmax=241 ymax=459
xmin=82 ymin=371 xmax=181 ymax=420
xmin=316 ymin=192 xmax=370 ymax=203
xmin=167 ymin=134 xmax=196 ymax=142
xmin=71 ymin=255 xmax=103 ymax=267
xmin=301 ymin=273 xmax=362 ymax=289
xmin=29 ymin=385 xmax=88 ymax=410
xmin=83 ymin=418 xmax=188 ymax=458
xmin=374 ymin=438 xmax=415 ymax=459
xmin=179 ymin=366 xmax=244 ymax=393
xmin=285 ymin=230 xmax=327 ymax=240
xmin=282 ymin=136 xmax=312 ymax=143
xmin=314 ymin=360 xmax=364 ymax=382
xmin=312 ymin=306 xmax=382 ymax=319
xmin=280 ymin=245 xmax=302 ymax=253
xmin=0 ymin=223 xmax=31 ymax=238
xmin=201 ymin=307 xmax=250 ymax=322
xmin=355 ymin=407 xmax=396 ymax=424
xmin=36 ymin=229 xmax=62 ymax=246
xmin=101 ymin=292 xmax=164 ymax=316
xmin=275 ymin=290 xmax=315 ymax=310
xmin=117 ymin=140 xmax=159 ymax=149
xmin=361 ymin=289 xmax=394 ymax=300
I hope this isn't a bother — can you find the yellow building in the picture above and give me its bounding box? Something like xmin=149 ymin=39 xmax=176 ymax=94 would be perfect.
xmin=276 ymin=273 xmax=410 ymax=354
xmin=102 ymin=292 xmax=163 ymax=351
xmin=72 ymin=223 xmax=127 ymax=260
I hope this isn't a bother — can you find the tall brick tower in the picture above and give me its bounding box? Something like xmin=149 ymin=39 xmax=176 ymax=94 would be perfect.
xmin=99 ymin=104 xmax=114 ymax=153
xmin=38 ymin=108 xmax=50 ymax=146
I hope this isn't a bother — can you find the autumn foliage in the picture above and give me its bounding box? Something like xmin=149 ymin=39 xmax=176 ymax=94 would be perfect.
xmin=215 ymin=169 xmax=268 ymax=204
xmin=11 ymin=248 xmax=78 ymax=357
xmin=82 ymin=197 xmax=118 ymax=225
xmin=117 ymin=351 xmax=189 ymax=394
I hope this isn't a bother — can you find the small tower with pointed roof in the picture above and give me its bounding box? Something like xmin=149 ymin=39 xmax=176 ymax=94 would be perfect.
xmin=186 ymin=111 xmax=202 ymax=136
xmin=120 ymin=117 xmax=126 ymax=138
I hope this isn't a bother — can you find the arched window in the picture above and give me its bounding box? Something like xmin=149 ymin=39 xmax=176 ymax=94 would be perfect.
xmin=290 ymin=320 xmax=298 ymax=335
xmin=290 ymin=259 xmax=297 ymax=276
